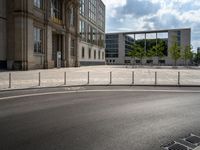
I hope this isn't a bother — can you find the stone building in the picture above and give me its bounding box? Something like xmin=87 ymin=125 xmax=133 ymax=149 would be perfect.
xmin=0 ymin=0 xmax=105 ymax=70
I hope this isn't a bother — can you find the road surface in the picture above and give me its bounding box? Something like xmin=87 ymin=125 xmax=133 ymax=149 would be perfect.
xmin=0 ymin=86 xmax=200 ymax=150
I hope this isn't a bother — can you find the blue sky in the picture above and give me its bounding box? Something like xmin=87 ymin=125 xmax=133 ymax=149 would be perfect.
xmin=102 ymin=0 xmax=200 ymax=51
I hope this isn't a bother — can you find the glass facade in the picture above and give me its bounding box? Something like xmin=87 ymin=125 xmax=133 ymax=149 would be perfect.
xmin=125 ymin=36 xmax=134 ymax=56
xmin=105 ymin=34 xmax=119 ymax=58
xmin=79 ymin=0 xmax=105 ymax=48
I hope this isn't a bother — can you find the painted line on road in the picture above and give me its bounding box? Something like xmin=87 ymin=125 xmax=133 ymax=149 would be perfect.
xmin=1 ymin=89 xmax=200 ymax=101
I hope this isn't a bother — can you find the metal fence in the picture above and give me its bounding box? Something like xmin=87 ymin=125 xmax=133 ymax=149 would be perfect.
xmin=1 ymin=70 xmax=200 ymax=90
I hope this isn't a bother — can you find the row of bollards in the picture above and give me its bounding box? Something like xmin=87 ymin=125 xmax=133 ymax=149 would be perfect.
xmin=7 ymin=71 xmax=181 ymax=88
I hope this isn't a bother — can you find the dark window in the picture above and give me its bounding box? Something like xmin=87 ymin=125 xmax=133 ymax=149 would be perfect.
xmin=70 ymin=39 xmax=75 ymax=56
xmin=136 ymin=60 xmax=141 ymax=64
xmin=88 ymin=48 xmax=91 ymax=59
xmin=159 ymin=60 xmax=165 ymax=64
xmin=102 ymin=52 xmax=104 ymax=60
xmin=125 ymin=60 xmax=131 ymax=64
xmin=94 ymin=50 xmax=96 ymax=59
xmin=82 ymin=47 xmax=85 ymax=58
xmin=98 ymin=50 xmax=101 ymax=59
xmin=146 ymin=60 xmax=153 ymax=64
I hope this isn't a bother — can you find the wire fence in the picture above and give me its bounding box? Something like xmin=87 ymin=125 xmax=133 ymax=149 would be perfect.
xmin=1 ymin=70 xmax=200 ymax=90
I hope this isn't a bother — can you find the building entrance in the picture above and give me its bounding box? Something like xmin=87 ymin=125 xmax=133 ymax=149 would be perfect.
xmin=52 ymin=33 xmax=63 ymax=68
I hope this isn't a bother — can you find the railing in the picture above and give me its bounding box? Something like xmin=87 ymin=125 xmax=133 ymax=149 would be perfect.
xmin=0 ymin=70 xmax=200 ymax=90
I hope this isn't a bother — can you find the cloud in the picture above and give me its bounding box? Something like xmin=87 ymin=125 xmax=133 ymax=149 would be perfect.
xmin=102 ymin=0 xmax=200 ymax=50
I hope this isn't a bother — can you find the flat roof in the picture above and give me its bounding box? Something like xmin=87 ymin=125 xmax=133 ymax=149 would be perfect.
xmin=106 ymin=28 xmax=191 ymax=35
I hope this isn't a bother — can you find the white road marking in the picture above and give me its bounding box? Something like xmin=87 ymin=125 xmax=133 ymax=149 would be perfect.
xmin=1 ymin=89 xmax=200 ymax=101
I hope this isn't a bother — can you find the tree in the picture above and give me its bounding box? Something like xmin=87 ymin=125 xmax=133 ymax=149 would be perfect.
xmin=129 ymin=43 xmax=146 ymax=65
xmin=128 ymin=50 xmax=137 ymax=67
xmin=169 ymin=36 xmax=181 ymax=66
xmin=182 ymin=45 xmax=193 ymax=66
xmin=146 ymin=48 xmax=155 ymax=65
xmin=150 ymin=41 xmax=165 ymax=65
xmin=193 ymin=52 xmax=200 ymax=65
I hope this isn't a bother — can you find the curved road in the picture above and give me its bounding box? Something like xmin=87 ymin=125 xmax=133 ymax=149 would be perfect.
xmin=0 ymin=86 xmax=200 ymax=150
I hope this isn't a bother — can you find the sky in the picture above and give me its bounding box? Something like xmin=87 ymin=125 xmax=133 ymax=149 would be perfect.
xmin=101 ymin=0 xmax=200 ymax=51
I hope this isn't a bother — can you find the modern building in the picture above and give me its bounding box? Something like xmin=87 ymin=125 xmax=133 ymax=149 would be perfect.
xmin=0 ymin=0 xmax=105 ymax=70
xmin=79 ymin=0 xmax=106 ymax=65
xmin=106 ymin=28 xmax=191 ymax=66
xmin=197 ymin=47 xmax=200 ymax=53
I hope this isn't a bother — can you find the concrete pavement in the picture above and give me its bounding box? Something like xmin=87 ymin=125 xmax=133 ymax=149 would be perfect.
xmin=1 ymin=65 xmax=200 ymax=90
xmin=0 ymin=86 xmax=200 ymax=150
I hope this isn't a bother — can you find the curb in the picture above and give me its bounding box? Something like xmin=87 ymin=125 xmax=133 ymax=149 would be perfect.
xmin=1 ymin=84 xmax=200 ymax=92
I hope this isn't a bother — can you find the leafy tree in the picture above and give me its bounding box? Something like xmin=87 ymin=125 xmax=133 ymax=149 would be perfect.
xmin=150 ymin=41 xmax=165 ymax=65
xmin=129 ymin=43 xmax=146 ymax=65
xmin=169 ymin=36 xmax=181 ymax=66
xmin=193 ymin=52 xmax=200 ymax=65
xmin=146 ymin=49 xmax=155 ymax=65
xmin=182 ymin=45 xmax=193 ymax=66
xmin=128 ymin=50 xmax=137 ymax=67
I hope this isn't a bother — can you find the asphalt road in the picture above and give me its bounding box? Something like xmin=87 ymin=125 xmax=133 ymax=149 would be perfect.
xmin=0 ymin=86 xmax=200 ymax=150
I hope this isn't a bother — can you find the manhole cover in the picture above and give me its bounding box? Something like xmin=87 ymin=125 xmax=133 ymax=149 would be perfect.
xmin=186 ymin=136 xmax=200 ymax=145
xmin=168 ymin=143 xmax=188 ymax=150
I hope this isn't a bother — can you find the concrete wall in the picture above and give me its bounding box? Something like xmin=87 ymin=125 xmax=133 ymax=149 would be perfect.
xmin=79 ymin=42 xmax=105 ymax=65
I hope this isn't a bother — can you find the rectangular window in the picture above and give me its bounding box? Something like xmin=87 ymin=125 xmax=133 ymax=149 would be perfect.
xmin=70 ymin=7 xmax=75 ymax=26
xmin=94 ymin=50 xmax=96 ymax=59
xmin=34 ymin=0 xmax=43 ymax=9
xmin=89 ymin=0 xmax=96 ymax=23
xmin=88 ymin=48 xmax=91 ymax=59
xmin=71 ymin=39 xmax=75 ymax=56
xmin=82 ymin=47 xmax=85 ymax=58
xmin=51 ymin=0 xmax=62 ymax=24
xmin=34 ymin=27 xmax=43 ymax=53
xmin=102 ymin=52 xmax=104 ymax=60
xmin=98 ymin=50 xmax=100 ymax=59
xmin=80 ymin=0 xmax=85 ymax=16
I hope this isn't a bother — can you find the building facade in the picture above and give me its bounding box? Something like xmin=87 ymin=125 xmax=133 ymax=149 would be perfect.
xmin=106 ymin=28 xmax=191 ymax=66
xmin=79 ymin=0 xmax=105 ymax=66
xmin=0 ymin=0 xmax=105 ymax=70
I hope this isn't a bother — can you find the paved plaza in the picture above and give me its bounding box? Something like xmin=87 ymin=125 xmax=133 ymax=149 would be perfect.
xmin=1 ymin=65 xmax=200 ymax=90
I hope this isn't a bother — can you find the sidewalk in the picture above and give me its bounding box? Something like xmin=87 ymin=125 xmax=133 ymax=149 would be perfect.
xmin=1 ymin=65 xmax=200 ymax=90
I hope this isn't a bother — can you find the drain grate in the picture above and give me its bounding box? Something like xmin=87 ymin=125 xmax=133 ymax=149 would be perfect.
xmin=185 ymin=135 xmax=200 ymax=146
xmin=161 ymin=133 xmax=200 ymax=150
xmin=168 ymin=143 xmax=188 ymax=150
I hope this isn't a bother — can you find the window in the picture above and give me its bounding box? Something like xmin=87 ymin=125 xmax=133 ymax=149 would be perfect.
xmin=102 ymin=52 xmax=104 ymax=60
xmin=98 ymin=50 xmax=100 ymax=59
xmin=34 ymin=0 xmax=43 ymax=9
xmin=82 ymin=47 xmax=85 ymax=58
xmin=34 ymin=27 xmax=43 ymax=53
xmin=80 ymin=0 xmax=85 ymax=16
xmin=70 ymin=7 xmax=75 ymax=26
xmin=146 ymin=60 xmax=153 ymax=64
xmin=51 ymin=0 xmax=62 ymax=23
xmin=71 ymin=39 xmax=75 ymax=56
xmin=125 ymin=60 xmax=131 ymax=64
xmin=89 ymin=0 xmax=96 ymax=23
xmin=88 ymin=48 xmax=91 ymax=59
xmin=80 ymin=20 xmax=86 ymax=41
xmin=94 ymin=50 xmax=96 ymax=59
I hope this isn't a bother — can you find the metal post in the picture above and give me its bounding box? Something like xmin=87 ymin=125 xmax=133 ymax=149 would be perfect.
xmin=64 ymin=72 xmax=66 ymax=85
xmin=132 ymin=71 xmax=135 ymax=85
xmin=38 ymin=72 xmax=41 ymax=86
xmin=87 ymin=71 xmax=90 ymax=85
xmin=110 ymin=71 xmax=112 ymax=84
xmin=178 ymin=72 xmax=180 ymax=85
xmin=9 ymin=73 xmax=11 ymax=88
xmin=155 ymin=72 xmax=157 ymax=85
